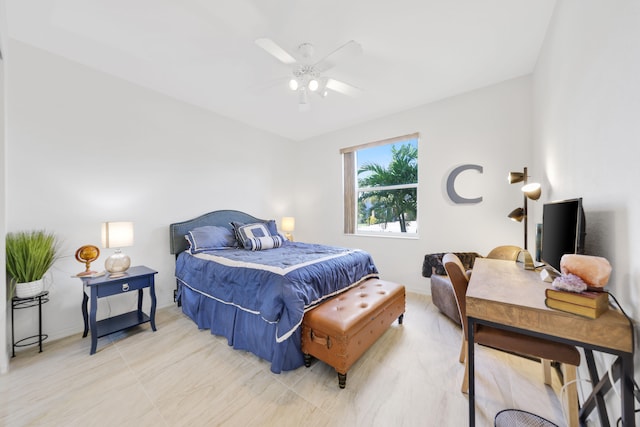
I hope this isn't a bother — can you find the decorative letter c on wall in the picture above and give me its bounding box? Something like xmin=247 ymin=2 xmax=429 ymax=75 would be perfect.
xmin=446 ymin=164 xmax=483 ymax=204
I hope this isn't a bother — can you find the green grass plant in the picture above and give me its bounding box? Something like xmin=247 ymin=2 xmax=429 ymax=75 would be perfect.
xmin=6 ymin=230 xmax=59 ymax=293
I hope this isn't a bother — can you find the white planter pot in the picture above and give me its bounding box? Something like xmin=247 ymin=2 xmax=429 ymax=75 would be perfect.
xmin=15 ymin=278 xmax=44 ymax=299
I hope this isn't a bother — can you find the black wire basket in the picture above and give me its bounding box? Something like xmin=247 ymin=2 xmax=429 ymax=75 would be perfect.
xmin=494 ymin=409 xmax=559 ymax=427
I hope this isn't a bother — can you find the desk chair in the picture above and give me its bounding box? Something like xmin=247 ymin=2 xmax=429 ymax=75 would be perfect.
xmin=485 ymin=245 xmax=522 ymax=261
xmin=443 ymin=253 xmax=580 ymax=426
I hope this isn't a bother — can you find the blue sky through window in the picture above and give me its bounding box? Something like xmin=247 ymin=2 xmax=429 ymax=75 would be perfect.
xmin=357 ymin=137 xmax=418 ymax=179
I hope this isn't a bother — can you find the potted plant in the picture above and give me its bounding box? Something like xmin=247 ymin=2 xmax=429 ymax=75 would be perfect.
xmin=6 ymin=230 xmax=60 ymax=298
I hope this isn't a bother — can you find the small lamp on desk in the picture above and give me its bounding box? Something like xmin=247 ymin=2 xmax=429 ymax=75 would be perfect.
xmin=101 ymin=221 xmax=134 ymax=277
xmin=517 ymin=250 xmax=535 ymax=270
xmin=281 ymin=217 xmax=295 ymax=242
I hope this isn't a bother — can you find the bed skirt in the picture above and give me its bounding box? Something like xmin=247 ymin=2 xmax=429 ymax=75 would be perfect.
xmin=179 ymin=284 xmax=304 ymax=373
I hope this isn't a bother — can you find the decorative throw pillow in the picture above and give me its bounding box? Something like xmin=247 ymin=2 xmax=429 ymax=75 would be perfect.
xmin=185 ymin=226 xmax=238 ymax=253
xmin=230 ymin=221 xmax=244 ymax=243
xmin=262 ymin=219 xmax=288 ymax=241
xmin=244 ymin=235 xmax=285 ymax=251
xmin=231 ymin=222 xmax=271 ymax=248
xmin=263 ymin=219 xmax=279 ymax=236
xmin=231 ymin=220 xmax=285 ymax=251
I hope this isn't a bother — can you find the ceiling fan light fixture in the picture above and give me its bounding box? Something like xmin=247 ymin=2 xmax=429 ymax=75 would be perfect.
xmin=254 ymin=37 xmax=364 ymax=110
xmin=298 ymin=88 xmax=310 ymax=112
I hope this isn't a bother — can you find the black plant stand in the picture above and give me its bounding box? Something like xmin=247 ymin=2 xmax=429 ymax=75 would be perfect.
xmin=12 ymin=291 xmax=49 ymax=356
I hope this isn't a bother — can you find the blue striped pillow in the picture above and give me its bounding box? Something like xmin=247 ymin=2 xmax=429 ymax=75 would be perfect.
xmin=244 ymin=235 xmax=284 ymax=251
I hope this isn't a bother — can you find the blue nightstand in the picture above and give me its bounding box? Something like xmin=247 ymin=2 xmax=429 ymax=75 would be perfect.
xmin=80 ymin=266 xmax=158 ymax=354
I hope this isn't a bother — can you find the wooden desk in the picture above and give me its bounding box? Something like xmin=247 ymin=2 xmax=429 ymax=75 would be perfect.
xmin=467 ymin=258 xmax=634 ymax=427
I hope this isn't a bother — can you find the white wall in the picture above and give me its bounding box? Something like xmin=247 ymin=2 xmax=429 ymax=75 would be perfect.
xmin=293 ymin=76 xmax=532 ymax=293
xmin=532 ymin=0 xmax=640 ymax=423
xmin=5 ymin=40 xmax=296 ymax=346
xmin=3 ymin=3 xmax=635 ymax=421
xmin=3 ymin=38 xmax=533 ymax=363
xmin=0 ymin=20 xmax=6 ymax=373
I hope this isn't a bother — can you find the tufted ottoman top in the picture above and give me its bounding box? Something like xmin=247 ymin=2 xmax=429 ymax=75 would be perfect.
xmin=305 ymin=279 xmax=405 ymax=335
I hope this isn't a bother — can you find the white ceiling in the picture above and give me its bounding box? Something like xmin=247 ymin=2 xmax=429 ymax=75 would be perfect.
xmin=4 ymin=0 xmax=557 ymax=141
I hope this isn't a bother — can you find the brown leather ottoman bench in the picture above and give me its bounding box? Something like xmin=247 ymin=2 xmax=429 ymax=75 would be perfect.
xmin=301 ymin=279 xmax=405 ymax=388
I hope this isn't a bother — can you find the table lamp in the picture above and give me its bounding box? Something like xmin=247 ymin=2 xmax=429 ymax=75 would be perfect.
xmin=281 ymin=217 xmax=295 ymax=241
xmin=101 ymin=221 xmax=134 ymax=277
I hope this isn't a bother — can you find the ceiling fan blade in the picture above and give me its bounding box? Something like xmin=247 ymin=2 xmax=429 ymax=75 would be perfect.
xmin=249 ymin=76 xmax=290 ymax=94
xmin=255 ymin=38 xmax=297 ymax=65
xmin=325 ymin=78 xmax=363 ymax=97
xmin=314 ymin=40 xmax=363 ymax=73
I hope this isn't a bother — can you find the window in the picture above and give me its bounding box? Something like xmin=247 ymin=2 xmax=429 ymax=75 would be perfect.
xmin=341 ymin=133 xmax=419 ymax=236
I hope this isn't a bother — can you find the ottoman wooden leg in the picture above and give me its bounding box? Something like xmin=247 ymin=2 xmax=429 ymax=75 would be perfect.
xmin=301 ymin=280 xmax=406 ymax=390
xmin=337 ymin=372 xmax=347 ymax=389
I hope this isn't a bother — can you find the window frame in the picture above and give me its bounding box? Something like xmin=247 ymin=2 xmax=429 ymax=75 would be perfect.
xmin=341 ymin=132 xmax=419 ymax=236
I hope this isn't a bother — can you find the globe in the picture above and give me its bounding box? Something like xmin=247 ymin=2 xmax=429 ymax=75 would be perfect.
xmin=75 ymin=245 xmax=100 ymax=276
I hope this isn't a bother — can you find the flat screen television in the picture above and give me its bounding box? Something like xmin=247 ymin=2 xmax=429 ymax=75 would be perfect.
xmin=541 ymin=197 xmax=586 ymax=273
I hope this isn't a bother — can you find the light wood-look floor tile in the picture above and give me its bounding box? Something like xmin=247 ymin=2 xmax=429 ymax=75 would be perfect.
xmin=0 ymin=293 xmax=567 ymax=426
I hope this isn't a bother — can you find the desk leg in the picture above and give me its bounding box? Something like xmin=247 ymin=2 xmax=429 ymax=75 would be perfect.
xmin=584 ymin=349 xmax=610 ymax=426
xmin=82 ymin=291 xmax=89 ymax=338
xmin=621 ymin=353 xmax=635 ymax=427
xmin=468 ymin=317 xmax=476 ymax=427
xmin=150 ymin=280 xmax=157 ymax=332
xmin=89 ymin=288 xmax=98 ymax=355
xmin=581 ymin=351 xmax=636 ymax=427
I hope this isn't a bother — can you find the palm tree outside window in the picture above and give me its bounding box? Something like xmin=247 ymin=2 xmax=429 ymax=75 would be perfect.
xmin=340 ymin=133 xmax=419 ymax=236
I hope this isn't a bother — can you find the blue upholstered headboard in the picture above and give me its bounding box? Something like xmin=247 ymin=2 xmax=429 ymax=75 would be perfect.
xmin=169 ymin=210 xmax=265 ymax=255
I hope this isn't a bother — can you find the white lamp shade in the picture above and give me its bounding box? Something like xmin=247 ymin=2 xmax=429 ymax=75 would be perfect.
xmin=101 ymin=221 xmax=134 ymax=248
xmin=281 ymin=217 xmax=295 ymax=232
xmin=521 ymin=182 xmax=542 ymax=200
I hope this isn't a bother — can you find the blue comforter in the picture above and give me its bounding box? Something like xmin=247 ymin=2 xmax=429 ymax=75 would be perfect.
xmin=176 ymin=241 xmax=379 ymax=344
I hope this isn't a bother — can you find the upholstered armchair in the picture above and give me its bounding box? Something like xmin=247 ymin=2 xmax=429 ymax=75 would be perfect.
xmin=423 ymin=246 xmax=522 ymax=325
xmin=423 ymin=252 xmax=481 ymax=325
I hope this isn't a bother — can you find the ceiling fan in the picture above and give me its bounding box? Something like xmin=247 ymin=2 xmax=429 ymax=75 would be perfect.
xmin=254 ymin=38 xmax=363 ymax=111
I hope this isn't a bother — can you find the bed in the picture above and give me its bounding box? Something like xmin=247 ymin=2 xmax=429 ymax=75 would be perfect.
xmin=169 ymin=210 xmax=379 ymax=373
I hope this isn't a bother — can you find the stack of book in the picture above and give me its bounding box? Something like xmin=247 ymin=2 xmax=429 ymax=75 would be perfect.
xmin=544 ymin=288 xmax=609 ymax=319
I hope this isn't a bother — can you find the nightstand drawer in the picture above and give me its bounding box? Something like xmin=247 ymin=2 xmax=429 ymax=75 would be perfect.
xmin=96 ymin=276 xmax=151 ymax=298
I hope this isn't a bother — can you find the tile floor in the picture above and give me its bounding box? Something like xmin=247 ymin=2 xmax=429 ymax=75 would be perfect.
xmin=0 ymin=293 xmax=569 ymax=426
